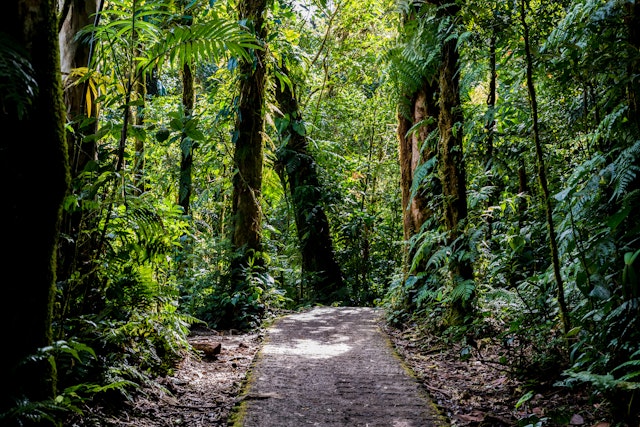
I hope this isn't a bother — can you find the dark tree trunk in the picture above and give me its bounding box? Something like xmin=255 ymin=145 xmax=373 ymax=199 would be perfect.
xmin=274 ymin=70 xmax=345 ymax=303
xmin=0 ymin=0 xmax=69 ymax=420
xmin=436 ymin=2 xmax=475 ymax=324
xmin=627 ymin=0 xmax=640 ymax=127
xmin=230 ymin=0 xmax=268 ymax=285
xmin=179 ymin=62 xmax=194 ymax=215
xmin=520 ymin=0 xmax=570 ymax=335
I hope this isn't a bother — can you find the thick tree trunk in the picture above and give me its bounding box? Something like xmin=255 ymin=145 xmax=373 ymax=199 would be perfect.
xmin=398 ymin=83 xmax=439 ymax=245
xmin=0 ymin=0 xmax=69 ymax=420
xmin=59 ymin=0 xmax=100 ymax=176
xmin=437 ymin=3 xmax=475 ymax=324
xmin=230 ymin=0 xmax=268 ymax=285
xmin=57 ymin=0 xmax=100 ymax=300
xmin=274 ymin=71 xmax=345 ymax=303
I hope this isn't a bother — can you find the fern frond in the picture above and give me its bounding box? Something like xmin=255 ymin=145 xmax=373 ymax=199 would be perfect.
xmin=147 ymin=18 xmax=260 ymax=70
xmin=449 ymin=279 xmax=475 ymax=302
xmin=611 ymin=140 xmax=640 ymax=201
xmin=408 ymin=155 xmax=437 ymax=208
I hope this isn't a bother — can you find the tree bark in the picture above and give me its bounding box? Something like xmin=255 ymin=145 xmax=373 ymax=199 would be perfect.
xmin=274 ymin=69 xmax=345 ymax=303
xmin=179 ymin=62 xmax=194 ymax=215
xmin=0 ymin=0 xmax=69 ymax=420
xmin=56 ymin=0 xmax=101 ymax=300
xmin=436 ymin=2 xmax=475 ymax=324
xmin=230 ymin=0 xmax=268 ymax=285
xmin=627 ymin=0 xmax=640 ymax=127
xmin=398 ymin=82 xmax=439 ymax=245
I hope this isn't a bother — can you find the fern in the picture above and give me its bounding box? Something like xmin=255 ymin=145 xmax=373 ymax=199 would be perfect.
xmin=0 ymin=33 xmax=37 ymax=119
xmin=610 ymin=140 xmax=640 ymax=201
xmin=408 ymin=155 xmax=438 ymax=208
xmin=149 ymin=17 xmax=261 ymax=70
xmin=449 ymin=279 xmax=475 ymax=303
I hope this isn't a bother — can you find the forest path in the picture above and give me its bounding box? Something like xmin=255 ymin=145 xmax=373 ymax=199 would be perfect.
xmin=232 ymin=306 xmax=448 ymax=427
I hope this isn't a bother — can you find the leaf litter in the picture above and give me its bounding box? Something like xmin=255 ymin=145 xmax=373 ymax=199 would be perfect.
xmin=71 ymin=315 xmax=617 ymax=427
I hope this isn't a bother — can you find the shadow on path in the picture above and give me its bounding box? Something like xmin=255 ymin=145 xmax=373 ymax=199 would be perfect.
xmin=233 ymin=306 xmax=448 ymax=427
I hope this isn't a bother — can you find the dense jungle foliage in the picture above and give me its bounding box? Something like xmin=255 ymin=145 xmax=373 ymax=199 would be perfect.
xmin=2 ymin=0 xmax=640 ymax=425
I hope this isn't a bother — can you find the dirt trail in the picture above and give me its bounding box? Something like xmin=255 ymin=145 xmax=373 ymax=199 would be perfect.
xmin=233 ymin=306 xmax=448 ymax=427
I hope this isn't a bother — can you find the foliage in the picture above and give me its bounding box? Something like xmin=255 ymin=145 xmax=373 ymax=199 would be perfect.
xmin=0 ymin=34 xmax=37 ymax=119
xmin=9 ymin=0 xmax=640 ymax=423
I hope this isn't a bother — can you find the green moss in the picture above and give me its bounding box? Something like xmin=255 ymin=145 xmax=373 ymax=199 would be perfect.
xmin=378 ymin=322 xmax=451 ymax=427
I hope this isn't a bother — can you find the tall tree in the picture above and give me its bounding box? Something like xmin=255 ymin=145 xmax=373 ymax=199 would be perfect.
xmin=0 ymin=0 xmax=70 ymax=419
xmin=395 ymin=7 xmax=441 ymax=272
xmin=230 ymin=0 xmax=269 ymax=284
xmin=520 ymin=0 xmax=570 ymax=335
xmin=274 ymin=65 xmax=345 ymax=302
xmin=56 ymin=0 xmax=102 ymax=309
xmin=435 ymin=0 xmax=475 ymax=324
xmin=398 ymin=81 xmax=439 ymax=245
xmin=178 ymin=7 xmax=195 ymax=216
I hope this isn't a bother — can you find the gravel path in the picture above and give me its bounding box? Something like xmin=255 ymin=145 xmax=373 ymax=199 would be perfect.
xmin=233 ymin=306 xmax=448 ymax=427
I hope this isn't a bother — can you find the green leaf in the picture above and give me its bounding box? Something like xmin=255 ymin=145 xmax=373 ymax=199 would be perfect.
xmin=624 ymin=249 xmax=640 ymax=266
xmin=292 ymin=121 xmax=306 ymax=136
xmin=566 ymin=327 xmax=581 ymax=338
xmin=515 ymin=391 xmax=534 ymax=409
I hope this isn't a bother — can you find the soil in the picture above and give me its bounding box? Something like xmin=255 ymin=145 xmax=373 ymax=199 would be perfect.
xmin=77 ymin=306 xmax=616 ymax=427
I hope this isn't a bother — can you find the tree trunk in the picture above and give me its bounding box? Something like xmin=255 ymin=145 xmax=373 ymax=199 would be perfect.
xmin=485 ymin=28 xmax=497 ymax=240
xmin=437 ymin=2 xmax=475 ymax=324
xmin=59 ymin=0 xmax=100 ymax=177
xmin=274 ymin=69 xmax=345 ymax=303
xmin=179 ymin=61 xmax=194 ymax=215
xmin=398 ymin=82 xmax=439 ymax=245
xmin=0 ymin=0 xmax=69 ymax=420
xmin=520 ymin=0 xmax=570 ymax=335
xmin=230 ymin=0 xmax=268 ymax=285
xmin=133 ymin=46 xmax=147 ymax=195
xmin=56 ymin=0 xmax=101 ymax=312
xmin=627 ymin=0 xmax=640 ymax=127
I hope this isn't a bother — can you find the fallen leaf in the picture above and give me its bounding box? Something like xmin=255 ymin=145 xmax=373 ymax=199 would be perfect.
xmin=455 ymin=410 xmax=485 ymax=422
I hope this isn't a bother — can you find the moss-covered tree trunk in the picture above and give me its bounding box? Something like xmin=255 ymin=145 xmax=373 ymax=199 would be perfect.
xmin=230 ymin=0 xmax=268 ymax=285
xmin=436 ymin=1 xmax=475 ymax=324
xmin=0 ymin=0 xmax=69 ymax=419
xmin=274 ymin=69 xmax=345 ymax=303
xmin=398 ymin=82 xmax=439 ymax=246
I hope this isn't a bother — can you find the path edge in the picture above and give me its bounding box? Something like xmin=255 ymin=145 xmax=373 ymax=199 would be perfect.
xmin=375 ymin=314 xmax=451 ymax=426
xmin=226 ymin=309 xmax=304 ymax=426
